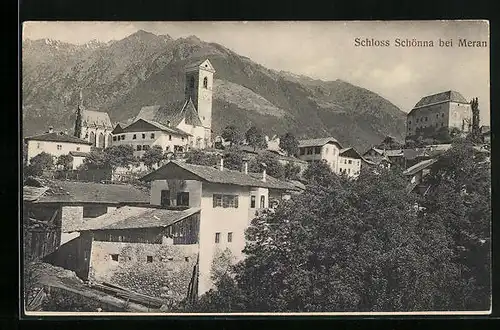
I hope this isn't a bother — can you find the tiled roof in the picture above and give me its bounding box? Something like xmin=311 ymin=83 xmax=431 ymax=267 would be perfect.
xmin=68 ymin=151 xmax=89 ymax=157
xmin=411 ymin=90 xmax=469 ymax=111
xmin=140 ymin=160 xmax=299 ymax=191
xmin=123 ymin=118 xmax=191 ymax=137
xmin=24 ymin=179 xmax=150 ymax=204
xmin=25 ymin=132 xmax=92 ymax=145
xmin=23 ymin=186 xmax=49 ymax=202
xmin=73 ymin=206 xmax=200 ymax=232
xmin=403 ymin=158 xmax=438 ymax=176
xmin=185 ymin=59 xmax=215 ymax=73
xmin=111 ymin=123 xmax=124 ymax=134
xmin=135 ymin=99 xmax=203 ymax=129
xmin=339 ymin=147 xmax=363 ymax=159
xmin=298 ymin=137 xmax=342 ymax=148
xmin=81 ymin=110 xmax=113 ymax=129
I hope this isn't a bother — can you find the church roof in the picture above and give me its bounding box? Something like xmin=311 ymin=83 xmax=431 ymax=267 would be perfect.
xmin=135 ymin=98 xmax=203 ymax=128
xmin=185 ymin=59 xmax=216 ymax=73
xmin=410 ymin=91 xmax=469 ymax=114
xmin=25 ymin=132 xmax=92 ymax=145
xmin=81 ymin=110 xmax=113 ymax=129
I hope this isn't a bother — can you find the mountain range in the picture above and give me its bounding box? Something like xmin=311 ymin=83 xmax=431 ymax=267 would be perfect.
xmin=22 ymin=29 xmax=406 ymax=152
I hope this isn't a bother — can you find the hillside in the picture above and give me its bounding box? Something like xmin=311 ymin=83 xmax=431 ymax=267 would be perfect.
xmin=22 ymin=30 xmax=406 ymax=151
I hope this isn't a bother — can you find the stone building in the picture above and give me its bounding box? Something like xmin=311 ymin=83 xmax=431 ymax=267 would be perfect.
xmin=406 ymin=90 xmax=472 ymax=141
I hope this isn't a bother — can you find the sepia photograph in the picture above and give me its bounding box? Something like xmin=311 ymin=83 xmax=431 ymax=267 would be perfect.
xmin=20 ymin=21 xmax=491 ymax=315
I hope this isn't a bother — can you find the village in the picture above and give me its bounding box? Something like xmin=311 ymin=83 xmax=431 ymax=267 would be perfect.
xmin=22 ymin=59 xmax=491 ymax=312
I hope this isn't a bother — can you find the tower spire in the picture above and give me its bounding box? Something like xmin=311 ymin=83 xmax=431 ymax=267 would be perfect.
xmin=74 ymin=89 xmax=83 ymax=138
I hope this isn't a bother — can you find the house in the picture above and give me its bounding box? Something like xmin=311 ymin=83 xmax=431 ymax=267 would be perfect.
xmin=138 ymin=159 xmax=301 ymax=296
xmin=110 ymin=118 xmax=192 ymax=157
xmin=74 ymin=90 xmax=114 ymax=149
xmin=297 ymin=137 xmax=343 ymax=173
xmin=46 ymin=206 xmax=201 ymax=303
xmin=362 ymin=148 xmax=392 ymax=169
xmin=24 ymin=128 xmax=92 ymax=167
xmin=338 ymin=148 xmax=363 ymax=177
xmin=127 ymin=59 xmax=215 ymax=152
xmin=403 ymin=158 xmax=438 ymax=193
xmin=23 ymin=178 xmax=150 ymax=249
xmin=406 ymin=90 xmax=472 ymax=141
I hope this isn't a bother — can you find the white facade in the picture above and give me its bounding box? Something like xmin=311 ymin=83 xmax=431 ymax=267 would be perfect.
xmin=26 ymin=138 xmax=91 ymax=165
xmin=337 ymin=156 xmax=362 ymax=177
xmin=111 ymin=129 xmax=189 ymax=157
xmin=297 ymin=142 xmax=341 ymax=173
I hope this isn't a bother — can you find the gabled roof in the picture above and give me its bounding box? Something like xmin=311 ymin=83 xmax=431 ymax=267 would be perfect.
xmin=410 ymin=90 xmax=469 ymax=114
xmin=403 ymin=158 xmax=438 ymax=176
xmin=25 ymin=132 xmax=92 ymax=145
xmin=185 ymin=59 xmax=216 ymax=73
xmin=339 ymin=147 xmax=363 ymax=159
xmin=135 ymin=98 xmax=203 ymax=129
xmin=298 ymin=137 xmax=342 ymax=148
xmin=140 ymin=160 xmax=299 ymax=191
xmin=111 ymin=123 xmax=124 ymax=134
xmin=122 ymin=118 xmax=191 ymax=137
xmin=72 ymin=206 xmax=200 ymax=232
xmin=68 ymin=151 xmax=89 ymax=157
xmin=81 ymin=110 xmax=113 ymax=129
xmin=24 ymin=179 xmax=150 ymax=204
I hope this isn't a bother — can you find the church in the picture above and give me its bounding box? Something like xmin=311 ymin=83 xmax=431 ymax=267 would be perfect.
xmin=110 ymin=59 xmax=215 ymax=157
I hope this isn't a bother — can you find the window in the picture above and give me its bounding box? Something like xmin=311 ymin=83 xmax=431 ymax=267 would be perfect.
xmin=113 ymin=136 xmax=117 ymax=141
xmin=76 ymin=147 xmax=80 ymax=151
xmin=348 ymin=168 xmax=351 ymax=174
xmin=339 ymin=167 xmax=343 ymax=172
xmin=203 ymin=77 xmax=208 ymax=88
xmin=169 ymin=135 xmax=172 ymax=141
xmin=146 ymin=256 xmax=153 ymax=263
xmin=300 ymin=148 xmax=305 ymax=155
xmin=133 ymin=134 xmax=137 ymax=139
xmin=348 ymin=160 xmax=352 ymax=164
xmin=117 ymin=136 xmax=121 ymax=141
xmin=436 ymin=114 xmax=439 ymax=118
xmin=110 ymin=254 xmax=119 ymax=261
xmin=161 ymin=190 xmax=170 ymax=207
xmin=37 ymin=143 xmax=40 ymax=149
xmin=215 ymin=232 xmax=220 ymax=243
xmin=260 ymin=195 xmax=265 ymax=208
xmin=137 ymin=145 xmax=142 ymax=151
xmin=250 ymin=195 xmax=256 ymax=208
xmin=151 ymin=133 xmax=155 ymax=139
xmin=213 ymin=194 xmax=239 ymax=208
xmin=182 ymin=137 xmax=184 ymax=142
xmin=425 ymin=117 xmax=428 ymax=121
xmin=441 ymin=122 xmax=444 ymax=127
xmin=121 ymin=135 xmax=125 ymax=140
xmin=306 ymin=148 xmax=313 ymax=155
xmin=142 ymin=133 xmax=146 ymax=139
xmin=228 ymin=232 xmax=233 ymax=243
xmin=177 ymin=192 xmax=189 ymax=206
xmin=184 ymin=257 xmax=190 ymax=262
xmin=408 ymin=120 xmax=411 ymax=125
xmin=143 ymin=145 xmax=150 ymax=151
xmin=314 ymin=147 xmax=321 ymax=154
xmin=56 ymin=145 xmax=62 ymax=150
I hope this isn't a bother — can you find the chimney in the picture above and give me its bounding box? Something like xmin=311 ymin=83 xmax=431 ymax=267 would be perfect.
xmin=48 ymin=126 xmax=54 ymax=133
xmin=220 ymin=157 xmax=224 ymax=171
xmin=261 ymin=162 xmax=267 ymax=182
xmin=242 ymin=159 xmax=248 ymax=174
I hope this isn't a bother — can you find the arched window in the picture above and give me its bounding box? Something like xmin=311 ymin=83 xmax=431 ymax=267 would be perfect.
xmin=203 ymin=77 xmax=208 ymax=89
xmin=98 ymin=132 xmax=105 ymax=149
xmin=189 ymin=76 xmax=195 ymax=89
xmin=89 ymin=131 xmax=96 ymax=147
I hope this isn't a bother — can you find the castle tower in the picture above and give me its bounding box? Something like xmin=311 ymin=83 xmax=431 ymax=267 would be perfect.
xmin=184 ymin=59 xmax=215 ymax=129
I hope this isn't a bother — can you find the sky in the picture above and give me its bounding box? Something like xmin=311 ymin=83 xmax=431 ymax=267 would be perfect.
xmin=23 ymin=21 xmax=491 ymax=123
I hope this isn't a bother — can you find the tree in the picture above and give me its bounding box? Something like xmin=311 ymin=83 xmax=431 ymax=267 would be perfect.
xmin=25 ymin=152 xmax=54 ymax=177
xmin=221 ymin=125 xmax=243 ymax=147
xmin=283 ymin=162 xmax=301 ymax=180
xmin=83 ymin=149 xmax=108 ymax=169
xmin=56 ymin=154 xmax=73 ymax=170
xmin=187 ymin=150 xmax=489 ymax=312
xmin=142 ymin=145 xmax=164 ymax=169
xmin=245 ymin=126 xmax=267 ymax=151
xmin=103 ymin=145 xmax=138 ymax=170
xmin=185 ymin=149 xmax=219 ymax=166
xmin=249 ymin=152 xmax=284 ymax=179
xmin=223 ymin=149 xmax=244 ymax=171
xmin=279 ymin=133 xmax=299 ymax=157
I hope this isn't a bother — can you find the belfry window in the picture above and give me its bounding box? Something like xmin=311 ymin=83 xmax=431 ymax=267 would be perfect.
xmin=203 ymin=77 xmax=208 ymax=89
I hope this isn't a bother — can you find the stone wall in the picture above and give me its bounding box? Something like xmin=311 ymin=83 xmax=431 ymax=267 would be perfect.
xmin=89 ymin=241 xmax=199 ymax=301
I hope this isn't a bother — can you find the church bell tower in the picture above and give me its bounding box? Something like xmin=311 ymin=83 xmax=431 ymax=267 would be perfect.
xmin=184 ymin=59 xmax=215 ymax=129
